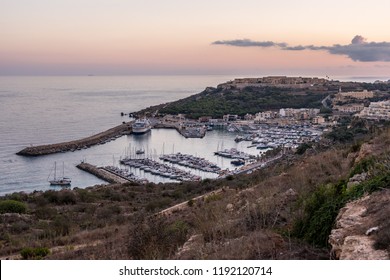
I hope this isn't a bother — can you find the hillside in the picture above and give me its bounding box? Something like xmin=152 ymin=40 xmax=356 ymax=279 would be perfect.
xmin=135 ymin=77 xmax=390 ymax=119
xmin=1 ymin=120 xmax=390 ymax=260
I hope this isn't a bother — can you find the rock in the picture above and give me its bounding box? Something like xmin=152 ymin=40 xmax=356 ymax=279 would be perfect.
xmin=175 ymin=234 xmax=204 ymax=259
xmin=226 ymin=203 xmax=234 ymax=212
xmin=365 ymin=226 xmax=379 ymax=236
xmin=347 ymin=172 xmax=368 ymax=189
xmin=340 ymin=236 xmax=388 ymax=260
xmin=355 ymin=143 xmax=373 ymax=162
xmin=329 ymin=192 xmax=389 ymax=260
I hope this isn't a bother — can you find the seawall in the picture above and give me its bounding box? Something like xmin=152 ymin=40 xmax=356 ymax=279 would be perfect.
xmin=16 ymin=122 xmax=132 ymax=156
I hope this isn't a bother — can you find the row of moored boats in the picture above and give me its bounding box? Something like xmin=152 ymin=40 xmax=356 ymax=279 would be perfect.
xmin=159 ymin=153 xmax=221 ymax=173
xmin=120 ymin=158 xmax=201 ymax=181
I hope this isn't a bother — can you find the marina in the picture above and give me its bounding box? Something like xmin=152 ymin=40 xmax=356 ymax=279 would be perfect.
xmin=120 ymin=157 xmax=202 ymax=182
xmin=159 ymin=153 xmax=221 ymax=173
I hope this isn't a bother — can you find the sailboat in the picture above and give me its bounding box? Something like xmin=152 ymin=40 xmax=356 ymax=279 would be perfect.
xmin=49 ymin=162 xmax=71 ymax=186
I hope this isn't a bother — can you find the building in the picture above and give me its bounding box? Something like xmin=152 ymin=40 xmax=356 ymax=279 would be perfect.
xmin=335 ymin=90 xmax=374 ymax=101
xmin=312 ymin=116 xmax=325 ymax=124
xmin=333 ymin=103 xmax=364 ymax=113
xmin=198 ymin=116 xmax=212 ymax=123
xmin=244 ymin=113 xmax=254 ymax=120
xmin=358 ymin=100 xmax=390 ymax=120
xmin=223 ymin=114 xmax=239 ymax=122
xmin=279 ymin=108 xmax=320 ymax=119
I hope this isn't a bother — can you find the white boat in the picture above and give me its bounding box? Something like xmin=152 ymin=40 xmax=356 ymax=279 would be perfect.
xmin=49 ymin=162 xmax=71 ymax=186
xmin=132 ymin=118 xmax=152 ymax=134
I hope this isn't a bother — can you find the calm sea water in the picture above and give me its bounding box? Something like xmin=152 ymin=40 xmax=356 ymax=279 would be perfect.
xmin=0 ymin=75 xmax=247 ymax=196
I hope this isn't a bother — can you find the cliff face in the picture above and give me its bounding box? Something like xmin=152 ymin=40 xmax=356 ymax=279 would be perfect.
xmin=329 ymin=189 xmax=390 ymax=260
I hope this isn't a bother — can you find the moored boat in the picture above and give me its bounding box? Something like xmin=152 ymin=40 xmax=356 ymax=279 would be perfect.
xmin=49 ymin=162 xmax=71 ymax=186
xmin=132 ymin=118 xmax=152 ymax=134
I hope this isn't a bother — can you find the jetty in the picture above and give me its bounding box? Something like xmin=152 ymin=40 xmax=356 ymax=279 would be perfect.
xmin=76 ymin=162 xmax=147 ymax=184
xmin=17 ymin=122 xmax=132 ymax=156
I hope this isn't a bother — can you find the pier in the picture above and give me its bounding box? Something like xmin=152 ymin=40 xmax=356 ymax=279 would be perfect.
xmin=76 ymin=162 xmax=147 ymax=184
xmin=17 ymin=122 xmax=132 ymax=156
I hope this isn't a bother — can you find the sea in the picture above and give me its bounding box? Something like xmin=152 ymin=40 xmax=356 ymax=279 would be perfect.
xmin=0 ymin=75 xmax=248 ymax=196
xmin=0 ymin=75 xmax=387 ymax=196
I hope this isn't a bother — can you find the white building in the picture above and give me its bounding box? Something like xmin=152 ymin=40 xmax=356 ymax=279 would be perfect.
xmin=358 ymin=100 xmax=390 ymax=120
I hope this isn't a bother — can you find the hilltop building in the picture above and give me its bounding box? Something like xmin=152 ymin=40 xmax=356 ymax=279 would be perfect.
xmin=335 ymin=90 xmax=374 ymax=101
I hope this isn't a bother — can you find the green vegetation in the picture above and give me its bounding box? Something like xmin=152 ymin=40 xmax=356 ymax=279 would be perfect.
xmin=20 ymin=247 xmax=50 ymax=260
xmin=293 ymin=152 xmax=390 ymax=247
xmin=0 ymin=200 xmax=27 ymax=214
xmin=296 ymin=143 xmax=312 ymax=155
xmin=325 ymin=117 xmax=369 ymax=143
xmin=159 ymin=86 xmax=328 ymax=118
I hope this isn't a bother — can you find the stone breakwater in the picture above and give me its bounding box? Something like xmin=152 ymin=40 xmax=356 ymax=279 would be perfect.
xmin=16 ymin=122 xmax=132 ymax=156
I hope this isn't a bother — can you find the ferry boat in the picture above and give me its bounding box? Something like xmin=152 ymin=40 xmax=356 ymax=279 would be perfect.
xmin=49 ymin=162 xmax=71 ymax=186
xmin=132 ymin=118 xmax=152 ymax=134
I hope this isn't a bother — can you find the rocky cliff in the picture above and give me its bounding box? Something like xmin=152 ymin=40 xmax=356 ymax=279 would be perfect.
xmin=329 ymin=189 xmax=390 ymax=260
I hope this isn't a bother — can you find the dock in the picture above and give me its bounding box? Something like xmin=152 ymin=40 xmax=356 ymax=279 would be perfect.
xmin=17 ymin=122 xmax=132 ymax=156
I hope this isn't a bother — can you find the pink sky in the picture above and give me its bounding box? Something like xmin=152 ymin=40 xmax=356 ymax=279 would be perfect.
xmin=1 ymin=0 xmax=390 ymax=77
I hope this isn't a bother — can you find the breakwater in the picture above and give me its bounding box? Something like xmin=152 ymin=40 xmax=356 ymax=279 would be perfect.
xmin=17 ymin=122 xmax=132 ymax=156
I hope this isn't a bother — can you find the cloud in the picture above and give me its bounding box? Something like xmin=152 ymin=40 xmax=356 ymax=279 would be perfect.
xmin=351 ymin=35 xmax=367 ymax=45
xmin=212 ymin=39 xmax=287 ymax=48
xmin=212 ymin=36 xmax=390 ymax=62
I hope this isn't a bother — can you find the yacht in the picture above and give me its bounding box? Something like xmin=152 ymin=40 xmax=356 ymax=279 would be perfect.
xmin=49 ymin=162 xmax=71 ymax=186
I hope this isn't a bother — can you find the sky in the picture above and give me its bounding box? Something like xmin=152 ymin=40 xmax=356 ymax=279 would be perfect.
xmin=1 ymin=0 xmax=390 ymax=77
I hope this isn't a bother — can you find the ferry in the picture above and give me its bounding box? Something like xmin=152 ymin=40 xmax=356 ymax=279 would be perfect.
xmin=132 ymin=118 xmax=152 ymax=134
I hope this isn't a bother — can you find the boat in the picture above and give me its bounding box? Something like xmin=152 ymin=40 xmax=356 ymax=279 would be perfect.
xmin=256 ymin=143 xmax=269 ymax=150
xmin=231 ymin=159 xmax=245 ymax=166
xmin=132 ymin=118 xmax=152 ymax=134
xmin=135 ymin=148 xmax=145 ymax=154
xmin=49 ymin=162 xmax=71 ymax=186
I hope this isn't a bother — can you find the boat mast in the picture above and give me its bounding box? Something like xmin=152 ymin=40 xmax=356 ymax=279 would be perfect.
xmin=54 ymin=162 xmax=57 ymax=180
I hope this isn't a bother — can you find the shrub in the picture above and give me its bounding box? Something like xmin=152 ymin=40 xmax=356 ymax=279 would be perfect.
xmin=292 ymin=182 xmax=346 ymax=247
xmin=128 ymin=218 xmax=189 ymax=259
xmin=145 ymin=197 xmax=172 ymax=212
xmin=296 ymin=143 xmax=312 ymax=155
xmin=58 ymin=190 xmax=77 ymax=205
xmin=0 ymin=200 xmax=27 ymax=214
xmin=10 ymin=221 xmax=30 ymax=234
xmin=52 ymin=216 xmax=71 ymax=236
xmin=35 ymin=206 xmax=58 ymax=220
xmin=21 ymin=247 xmax=50 ymax=260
